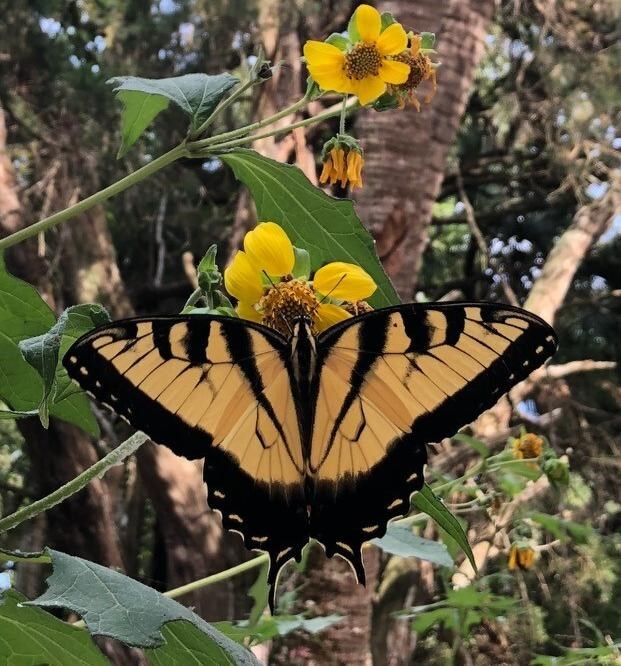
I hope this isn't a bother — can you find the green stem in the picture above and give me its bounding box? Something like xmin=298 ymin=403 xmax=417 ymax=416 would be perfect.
xmin=165 ymin=553 xmax=269 ymax=600
xmin=183 ymin=287 xmax=203 ymax=310
xmin=189 ymin=78 xmax=257 ymax=139
xmin=339 ymin=95 xmax=348 ymax=135
xmin=191 ymin=98 xmax=359 ymax=154
xmin=189 ymin=90 xmax=314 ymax=152
xmin=0 ymin=432 xmax=148 ymax=533
xmin=0 ymin=145 xmax=186 ymax=252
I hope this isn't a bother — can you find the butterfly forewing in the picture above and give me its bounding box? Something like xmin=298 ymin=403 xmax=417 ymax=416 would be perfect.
xmin=309 ymin=303 xmax=557 ymax=579
xmin=63 ymin=315 xmax=309 ymax=594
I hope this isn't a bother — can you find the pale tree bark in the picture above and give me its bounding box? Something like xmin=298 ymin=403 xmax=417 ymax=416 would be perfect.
xmin=476 ymin=172 xmax=621 ymax=438
xmin=355 ymin=0 xmax=498 ymax=300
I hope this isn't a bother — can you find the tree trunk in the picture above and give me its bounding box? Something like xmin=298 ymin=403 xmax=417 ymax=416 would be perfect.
xmin=228 ymin=0 xmax=316 ymax=260
xmin=354 ymin=0 xmax=497 ymax=300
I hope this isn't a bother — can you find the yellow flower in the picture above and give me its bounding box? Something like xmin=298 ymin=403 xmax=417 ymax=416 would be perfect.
xmin=508 ymin=544 xmax=536 ymax=571
xmin=224 ymin=222 xmax=377 ymax=335
xmin=303 ymin=5 xmax=410 ymax=105
xmin=244 ymin=221 xmax=295 ymax=277
xmin=223 ymin=250 xmax=264 ymax=304
xmin=320 ymin=147 xmax=364 ymax=189
xmin=314 ymin=261 xmax=377 ymax=301
xmin=390 ymin=33 xmax=438 ymax=111
xmin=512 ymin=433 xmax=544 ymax=460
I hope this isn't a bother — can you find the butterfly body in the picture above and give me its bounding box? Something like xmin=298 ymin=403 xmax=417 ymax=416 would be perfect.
xmin=64 ymin=302 xmax=557 ymax=609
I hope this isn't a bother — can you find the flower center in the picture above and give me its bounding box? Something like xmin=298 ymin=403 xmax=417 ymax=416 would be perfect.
xmin=344 ymin=43 xmax=382 ymax=80
xmin=259 ymin=278 xmax=319 ymax=337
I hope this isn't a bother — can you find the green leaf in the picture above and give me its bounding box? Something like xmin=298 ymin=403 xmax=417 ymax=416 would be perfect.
xmin=528 ymin=512 xmax=592 ymax=544
xmin=19 ymin=304 xmax=110 ymax=434
xmin=373 ymin=523 xmax=454 ymax=567
xmin=0 ymin=257 xmax=98 ymax=434
xmin=413 ymin=484 xmax=476 ymax=570
xmin=116 ymin=90 xmax=170 ymax=158
xmin=247 ymin=563 xmax=269 ymax=628
xmin=420 ymin=32 xmax=436 ymax=50
xmin=380 ymin=12 xmax=397 ymax=30
xmin=453 ymin=432 xmax=490 ymax=458
xmin=325 ymin=33 xmax=349 ymax=50
xmin=292 ymin=247 xmax=311 ymax=279
xmin=220 ymin=149 xmax=399 ymax=308
xmin=411 ymin=607 xmax=455 ymax=635
xmin=29 ymin=549 xmax=260 ymax=665
xmin=109 ymin=73 xmax=239 ymax=131
xmin=347 ymin=11 xmax=361 ymax=43
xmin=0 ymin=590 xmax=110 ymax=665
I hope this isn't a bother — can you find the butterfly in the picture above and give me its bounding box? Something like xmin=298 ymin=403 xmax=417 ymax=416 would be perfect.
xmin=63 ymin=302 xmax=557 ymax=609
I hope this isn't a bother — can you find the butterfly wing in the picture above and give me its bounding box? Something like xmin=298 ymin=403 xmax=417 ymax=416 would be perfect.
xmin=63 ymin=315 xmax=308 ymax=598
xmin=309 ymin=303 xmax=557 ymax=579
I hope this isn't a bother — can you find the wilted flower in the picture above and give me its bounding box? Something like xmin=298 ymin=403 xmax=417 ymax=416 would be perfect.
xmin=224 ymin=222 xmax=377 ymax=336
xmin=512 ymin=433 xmax=544 ymax=460
xmin=319 ymin=135 xmax=364 ymax=189
xmin=508 ymin=544 xmax=536 ymax=571
xmin=389 ymin=33 xmax=438 ymax=110
xmin=303 ymin=4 xmax=410 ymax=105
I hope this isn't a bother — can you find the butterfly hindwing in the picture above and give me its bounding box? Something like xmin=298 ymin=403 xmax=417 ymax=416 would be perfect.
xmin=63 ymin=315 xmax=309 ymax=595
xmin=309 ymin=303 xmax=557 ymax=578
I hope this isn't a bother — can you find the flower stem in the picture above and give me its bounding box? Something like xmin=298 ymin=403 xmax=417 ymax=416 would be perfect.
xmin=0 ymin=145 xmax=187 ymax=252
xmin=189 ymin=90 xmax=314 ymax=152
xmin=164 ymin=553 xmax=269 ymax=600
xmin=339 ymin=95 xmax=348 ymax=135
xmin=191 ymin=98 xmax=359 ymax=154
xmin=0 ymin=432 xmax=148 ymax=533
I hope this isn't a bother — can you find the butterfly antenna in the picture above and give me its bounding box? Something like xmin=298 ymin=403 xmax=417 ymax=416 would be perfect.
xmin=312 ymin=273 xmax=348 ymax=313
xmin=262 ymin=270 xmax=278 ymax=289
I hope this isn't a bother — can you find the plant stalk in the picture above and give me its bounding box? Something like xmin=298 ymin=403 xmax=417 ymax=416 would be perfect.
xmin=0 ymin=146 xmax=186 ymax=252
xmin=164 ymin=553 xmax=269 ymax=600
xmin=0 ymin=432 xmax=148 ymax=533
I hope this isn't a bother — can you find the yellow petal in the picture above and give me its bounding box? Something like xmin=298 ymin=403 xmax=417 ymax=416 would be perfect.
xmin=224 ymin=251 xmax=264 ymax=304
xmin=319 ymin=158 xmax=333 ymax=184
xmin=307 ymin=63 xmax=349 ymax=94
xmin=376 ymin=22 xmax=408 ymax=56
xmin=508 ymin=546 xmax=517 ymax=571
xmin=355 ymin=4 xmax=381 ymax=43
xmin=236 ymin=300 xmax=263 ymax=323
xmin=347 ymin=151 xmax=364 ymax=189
xmin=379 ymin=59 xmax=410 ymax=84
xmin=244 ymin=222 xmax=295 ymax=276
xmin=315 ymin=303 xmax=352 ymax=332
xmin=353 ymin=76 xmax=387 ymax=105
xmin=304 ymin=40 xmax=344 ymax=66
xmin=314 ymin=261 xmax=377 ymax=300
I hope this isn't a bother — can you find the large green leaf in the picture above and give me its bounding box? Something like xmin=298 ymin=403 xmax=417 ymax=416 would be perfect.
xmin=29 ymin=549 xmax=260 ymax=665
xmin=413 ymin=484 xmax=475 ymax=570
xmin=373 ymin=523 xmax=454 ymax=567
xmin=0 ymin=257 xmax=98 ymax=434
xmin=19 ymin=304 xmax=110 ymax=430
xmin=115 ymin=90 xmax=170 ymax=158
xmin=109 ymin=73 xmax=238 ymax=135
xmin=220 ymin=149 xmax=399 ymax=308
xmin=0 ymin=590 xmax=110 ymax=665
